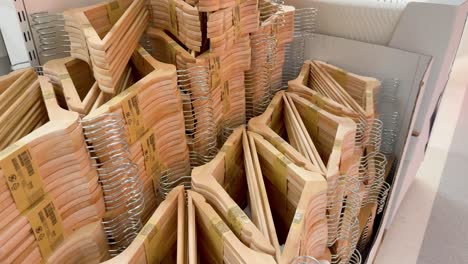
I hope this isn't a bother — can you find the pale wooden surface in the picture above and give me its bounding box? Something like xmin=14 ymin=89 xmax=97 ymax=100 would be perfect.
xmin=0 ymin=76 xmax=105 ymax=263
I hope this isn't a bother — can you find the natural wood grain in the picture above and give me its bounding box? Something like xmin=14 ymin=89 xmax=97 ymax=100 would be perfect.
xmin=191 ymin=126 xmax=276 ymax=256
xmin=187 ymin=190 xmax=276 ymax=264
xmin=102 ymin=186 xmax=185 ymax=264
xmin=0 ymin=76 xmax=104 ymax=263
xmin=148 ymin=0 xmax=202 ymax=52
xmin=64 ymin=0 xmax=149 ymax=93
xmin=84 ymin=46 xmax=190 ymax=225
xmin=248 ymin=132 xmax=328 ymax=263
xmin=245 ymin=4 xmax=294 ymax=119
xmin=206 ymin=0 xmax=259 ymax=55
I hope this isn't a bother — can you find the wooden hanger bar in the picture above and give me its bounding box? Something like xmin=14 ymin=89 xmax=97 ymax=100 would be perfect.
xmin=102 ymin=186 xmax=185 ymax=263
xmin=247 ymin=131 xmax=329 ymax=263
xmin=149 ymin=0 xmax=202 ymax=52
xmin=191 ymin=126 xmax=276 ymax=256
xmin=0 ymin=69 xmax=48 ymax=151
xmin=64 ymin=0 xmax=149 ymax=94
xmin=187 ymin=190 xmax=276 ymax=264
xmin=43 ymin=57 xmax=102 ymax=116
xmin=248 ymin=91 xmax=322 ymax=174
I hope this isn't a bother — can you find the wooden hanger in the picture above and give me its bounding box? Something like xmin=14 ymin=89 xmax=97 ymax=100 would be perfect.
xmin=356 ymin=202 xmax=377 ymax=253
xmin=84 ymin=46 xmax=190 ymax=225
xmin=288 ymin=62 xmax=375 ymax=212
xmin=193 ymin=34 xmax=251 ymax=145
xmin=146 ymin=28 xmax=219 ymax=167
xmin=316 ymin=61 xmax=380 ymax=145
xmin=102 ymin=186 xmax=185 ymax=263
xmin=65 ymin=0 xmax=149 ymax=94
xmin=288 ymin=61 xmax=360 ymax=123
xmin=298 ymin=60 xmax=380 ymax=146
xmin=245 ymin=4 xmax=295 ymax=119
xmin=148 ymin=0 xmax=202 ymax=52
xmin=44 ymin=221 xmax=109 ymax=264
xmin=317 ymin=61 xmax=379 ymax=121
xmin=43 ymin=57 xmax=101 ymax=115
xmin=191 ymin=0 xmax=234 ymax=12
xmin=0 ymin=76 xmax=105 ymax=263
xmin=145 ymin=28 xmax=197 ymax=68
xmin=187 ymin=190 xmax=276 ymax=264
xmin=283 ymin=93 xmax=327 ymax=173
xmin=191 ymin=126 xmax=276 ymax=256
xmin=146 ymin=27 xmax=249 ymax=154
xmin=247 ymin=131 xmax=329 ymax=263
xmin=248 ymin=91 xmax=323 ymax=174
xmin=206 ymin=0 xmax=259 ymax=55
xmin=0 ymin=69 xmax=48 ymax=151
xmin=287 ymin=93 xmax=362 ymax=257
xmin=242 ymin=129 xmax=280 ymax=258
xmin=0 ymin=68 xmax=29 ymax=91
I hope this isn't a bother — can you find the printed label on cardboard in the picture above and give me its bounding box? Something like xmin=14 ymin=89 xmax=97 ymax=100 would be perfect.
xmin=106 ymin=0 xmax=124 ymax=25
xmin=140 ymin=130 xmax=159 ymax=179
xmin=272 ymin=18 xmax=279 ymax=37
xmin=227 ymin=206 xmax=250 ymax=235
xmin=209 ymin=216 xmax=228 ymax=262
xmin=209 ymin=54 xmax=221 ymax=88
xmin=26 ymin=195 xmax=64 ymax=259
xmin=137 ymin=220 xmax=160 ymax=263
xmin=232 ymin=1 xmax=241 ymax=36
xmin=0 ymin=144 xmax=45 ymax=212
xmin=122 ymin=93 xmax=146 ymax=144
xmin=42 ymin=88 xmax=56 ymax=100
xmin=222 ymin=81 xmax=231 ymax=114
xmin=333 ymin=140 xmax=343 ymax=150
xmin=291 ymin=211 xmax=304 ymax=229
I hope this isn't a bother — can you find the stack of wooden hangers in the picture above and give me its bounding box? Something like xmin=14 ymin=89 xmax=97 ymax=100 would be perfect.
xmin=192 ymin=126 xmax=330 ymax=263
xmin=0 ymin=69 xmax=48 ymax=151
xmin=241 ymin=60 xmax=385 ymax=263
xmin=64 ymin=0 xmax=149 ymax=93
xmin=245 ymin=4 xmax=295 ymax=121
xmin=41 ymin=41 xmax=191 ymax=255
xmin=249 ymin=90 xmax=359 ymax=262
xmin=43 ymin=57 xmax=130 ymax=116
xmin=194 ymin=35 xmax=251 ymax=144
xmin=145 ymin=28 xmax=218 ymax=168
xmin=0 ymin=73 xmax=105 ymax=263
xmin=204 ymin=0 xmax=259 ymax=55
xmin=82 ymin=46 xmax=190 ymax=225
xmin=148 ymin=0 xmax=203 ymax=52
